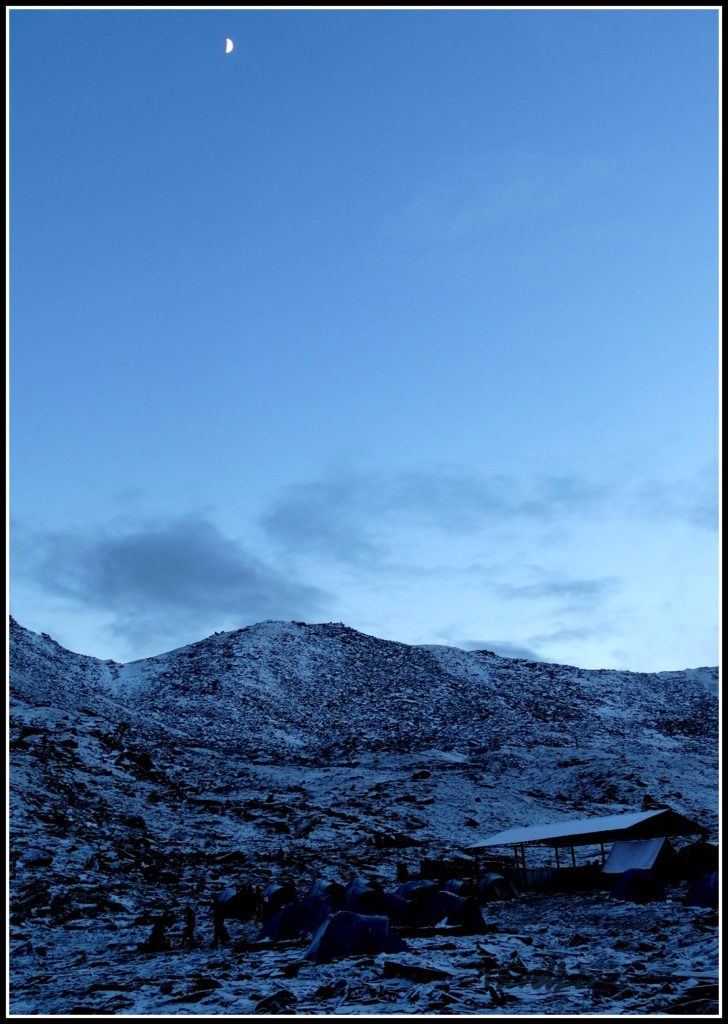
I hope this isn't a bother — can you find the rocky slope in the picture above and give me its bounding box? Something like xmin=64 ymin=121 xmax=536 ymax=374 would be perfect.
xmin=9 ymin=617 xmax=719 ymax=1014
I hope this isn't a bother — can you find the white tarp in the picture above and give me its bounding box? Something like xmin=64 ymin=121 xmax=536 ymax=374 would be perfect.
xmin=601 ymin=837 xmax=667 ymax=874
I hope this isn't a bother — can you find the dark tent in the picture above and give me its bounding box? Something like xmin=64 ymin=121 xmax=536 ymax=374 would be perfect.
xmin=345 ymin=877 xmax=401 ymax=918
xmin=261 ymin=881 xmax=297 ymax=923
xmin=394 ymin=879 xmax=438 ymax=900
xmin=345 ymin=877 xmax=383 ymax=910
xmin=258 ymin=902 xmax=316 ymax=941
xmin=674 ymin=843 xmax=719 ymax=883
xmin=443 ymin=895 xmax=488 ymax=933
xmin=441 ymin=879 xmax=472 ymax=896
xmin=304 ymin=912 xmax=408 ymax=964
xmin=374 ymin=892 xmax=411 ymax=922
xmin=400 ymin=888 xmax=461 ymax=926
xmin=258 ymin=879 xmax=344 ymax=941
xmin=684 ymin=871 xmax=718 ymax=909
xmin=478 ymin=872 xmax=519 ymax=902
xmin=400 ymin=889 xmax=486 ymax=933
xmin=345 ymin=876 xmax=370 ymax=902
xmin=307 ymin=879 xmax=346 ymax=910
xmin=611 ymin=868 xmax=666 ymax=904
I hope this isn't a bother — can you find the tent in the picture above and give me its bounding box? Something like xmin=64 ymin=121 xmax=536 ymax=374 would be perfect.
xmin=674 ymin=842 xmax=719 ymax=882
xmin=611 ymin=868 xmax=666 ymax=904
xmin=345 ymin=877 xmax=409 ymax=920
xmin=602 ymin=837 xmax=675 ymax=878
xmin=478 ymin=872 xmax=520 ymax=901
xmin=684 ymin=871 xmax=718 ymax=909
xmin=304 ymin=912 xmax=407 ymax=964
xmin=441 ymin=879 xmax=469 ymax=896
xmin=400 ymin=889 xmax=487 ymax=932
xmin=443 ymin=895 xmax=488 ymax=933
xmin=261 ymin=881 xmax=297 ymax=923
xmin=258 ymin=879 xmax=343 ymax=941
xmin=394 ymin=879 xmax=438 ymax=900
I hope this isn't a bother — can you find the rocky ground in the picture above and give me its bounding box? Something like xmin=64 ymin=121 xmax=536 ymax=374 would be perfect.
xmin=9 ymin=886 xmax=719 ymax=1015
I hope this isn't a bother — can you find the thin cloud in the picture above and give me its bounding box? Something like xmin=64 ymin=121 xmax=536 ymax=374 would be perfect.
xmin=261 ymin=464 xmax=717 ymax=573
xmin=631 ymin=467 xmax=718 ymax=532
xmin=261 ymin=477 xmax=386 ymax=567
xmin=495 ymin=576 xmax=620 ymax=611
xmin=395 ymin=153 xmax=618 ymax=247
xmin=528 ymin=624 xmax=611 ymax=647
xmin=28 ymin=515 xmax=330 ymax=651
xmin=261 ymin=468 xmax=605 ymax=565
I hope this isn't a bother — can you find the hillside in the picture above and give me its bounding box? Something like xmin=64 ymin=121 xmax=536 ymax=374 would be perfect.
xmin=9 ymin=617 xmax=719 ymax=1015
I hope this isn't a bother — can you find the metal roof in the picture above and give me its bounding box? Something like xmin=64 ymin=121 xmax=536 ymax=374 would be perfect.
xmin=465 ymin=807 xmax=703 ymax=850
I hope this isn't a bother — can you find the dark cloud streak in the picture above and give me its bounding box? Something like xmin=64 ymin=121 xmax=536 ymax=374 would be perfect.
xmin=261 ymin=468 xmax=606 ymax=564
xmin=495 ymin=576 xmax=620 ymax=611
xmin=29 ymin=516 xmax=330 ymax=650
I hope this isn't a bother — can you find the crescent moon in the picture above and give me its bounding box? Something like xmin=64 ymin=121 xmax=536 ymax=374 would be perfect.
xmin=225 ymin=38 xmax=234 ymax=54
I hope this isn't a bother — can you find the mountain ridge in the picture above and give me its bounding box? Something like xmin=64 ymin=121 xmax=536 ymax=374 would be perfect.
xmin=10 ymin=615 xmax=718 ymax=831
xmin=9 ymin=614 xmax=718 ymax=676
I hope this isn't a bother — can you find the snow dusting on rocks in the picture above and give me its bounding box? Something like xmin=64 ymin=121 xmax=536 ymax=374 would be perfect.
xmin=9 ymin=616 xmax=718 ymax=1015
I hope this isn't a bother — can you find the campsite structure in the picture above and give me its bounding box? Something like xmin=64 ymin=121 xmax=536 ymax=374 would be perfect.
xmin=465 ymin=807 xmax=706 ymax=888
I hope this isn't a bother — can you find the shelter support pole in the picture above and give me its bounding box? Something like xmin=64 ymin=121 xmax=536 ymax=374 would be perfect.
xmin=555 ymin=846 xmax=560 ymax=870
xmin=600 ymin=842 xmax=605 ymax=865
xmin=570 ymin=846 xmax=576 ymax=868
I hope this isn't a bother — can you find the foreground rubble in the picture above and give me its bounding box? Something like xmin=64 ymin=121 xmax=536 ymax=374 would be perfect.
xmin=10 ymin=885 xmax=719 ymax=1015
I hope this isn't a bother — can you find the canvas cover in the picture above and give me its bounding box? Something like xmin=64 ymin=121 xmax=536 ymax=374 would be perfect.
xmin=602 ymin=837 xmax=667 ymax=874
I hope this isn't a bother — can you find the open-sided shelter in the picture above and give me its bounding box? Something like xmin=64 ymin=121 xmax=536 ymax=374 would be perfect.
xmin=465 ymin=807 xmax=705 ymax=883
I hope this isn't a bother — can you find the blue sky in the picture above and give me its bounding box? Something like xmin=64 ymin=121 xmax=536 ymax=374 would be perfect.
xmin=10 ymin=9 xmax=718 ymax=670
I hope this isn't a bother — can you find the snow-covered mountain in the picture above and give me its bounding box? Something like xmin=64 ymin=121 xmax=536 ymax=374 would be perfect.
xmin=9 ymin=617 xmax=719 ymax=1015
xmin=10 ymin=615 xmax=718 ymax=764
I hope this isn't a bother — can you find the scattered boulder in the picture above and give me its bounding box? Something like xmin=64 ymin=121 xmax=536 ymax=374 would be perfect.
xmin=373 ymin=832 xmax=422 ymax=849
xmin=661 ymin=983 xmax=718 ymax=1016
xmin=312 ymin=979 xmax=348 ymax=1000
xmin=22 ymin=849 xmax=54 ymax=869
xmin=382 ymin=961 xmax=452 ymax=983
xmin=254 ymin=989 xmax=297 ymax=1014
